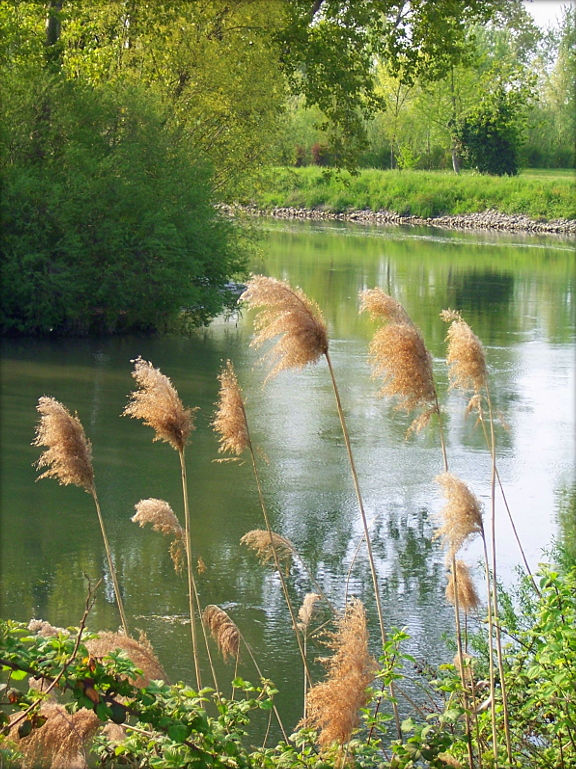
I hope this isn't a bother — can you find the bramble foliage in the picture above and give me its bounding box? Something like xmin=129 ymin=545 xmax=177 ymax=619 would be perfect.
xmin=0 ymin=73 xmax=247 ymax=335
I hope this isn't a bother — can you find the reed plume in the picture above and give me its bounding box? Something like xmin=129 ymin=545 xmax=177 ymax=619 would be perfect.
xmin=434 ymin=473 xmax=484 ymax=561
xmin=132 ymin=498 xmax=185 ymax=573
xmin=446 ymin=560 xmax=480 ymax=615
xmin=33 ymin=396 xmax=94 ymax=492
xmin=298 ymin=592 xmax=321 ymax=631
xmin=123 ymin=356 xmax=196 ymax=451
xmin=241 ymin=529 xmax=295 ymax=574
xmin=212 ymin=360 xmax=250 ymax=456
xmin=8 ymin=703 xmax=100 ymax=769
xmin=305 ymin=599 xmax=376 ymax=750
xmin=125 ymin=357 xmax=208 ymax=691
xmin=440 ymin=309 xmax=488 ymax=406
xmin=33 ymin=397 xmax=129 ymax=637
xmin=85 ymin=631 xmax=167 ymax=687
xmin=360 ymin=288 xmax=437 ymax=432
xmin=240 ymin=275 xmax=328 ymax=380
xmin=203 ymin=605 xmax=240 ymax=662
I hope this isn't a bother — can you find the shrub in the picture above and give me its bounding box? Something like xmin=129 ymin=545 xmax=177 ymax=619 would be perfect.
xmin=0 ymin=73 xmax=247 ymax=335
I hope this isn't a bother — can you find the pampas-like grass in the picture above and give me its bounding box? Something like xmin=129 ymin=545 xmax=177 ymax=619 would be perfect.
xmin=446 ymin=560 xmax=480 ymax=614
xmin=240 ymin=276 xmax=328 ymax=379
xmin=132 ymin=498 xmax=185 ymax=573
xmin=203 ymin=605 xmax=240 ymax=661
xmin=305 ymin=599 xmax=376 ymax=750
xmin=212 ymin=360 xmax=250 ymax=456
xmin=298 ymin=593 xmax=321 ymax=631
xmin=33 ymin=397 xmax=94 ymax=492
xmin=435 ymin=473 xmax=484 ymax=560
xmin=85 ymin=631 xmax=166 ymax=687
xmin=123 ymin=357 xmax=196 ymax=451
xmin=360 ymin=290 xmax=437 ymax=431
xmin=440 ymin=309 xmax=488 ymax=400
xmin=8 ymin=703 xmax=100 ymax=769
xmin=240 ymin=529 xmax=295 ymax=574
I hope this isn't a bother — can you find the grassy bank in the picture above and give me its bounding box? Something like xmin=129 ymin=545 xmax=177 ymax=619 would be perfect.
xmin=253 ymin=167 xmax=576 ymax=220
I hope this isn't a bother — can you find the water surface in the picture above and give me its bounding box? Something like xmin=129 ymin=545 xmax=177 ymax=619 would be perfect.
xmin=1 ymin=220 xmax=574 ymax=734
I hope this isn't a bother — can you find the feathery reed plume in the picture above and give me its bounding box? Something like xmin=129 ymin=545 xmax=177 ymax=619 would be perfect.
xmin=132 ymin=498 xmax=185 ymax=573
xmin=240 ymin=275 xmax=328 ymax=379
xmin=359 ymin=288 xmax=411 ymax=325
xmin=33 ymin=397 xmax=94 ymax=491
xmin=124 ymin=357 xmax=211 ymax=691
xmin=85 ymin=631 xmax=166 ymax=688
xmin=8 ymin=703 xmax=100 ymax=769
xmin=360 ymin=289 xmax=437 ymax=432
xmin=203 ymin=605 xmax=240 ymax=662
xmin=298 ymin=593 xmax=321 ymax=631
xmin=123 ymin=356 xmax=196 ymax=451
xmin=212 ymin=360 xmax=250 ymax=456
xmin=27 ymin=619 xmax=66 ymax=638
xmin=440 ymin=309 xmax=488 ymax=404
xmin=33 ymin=397 xmax=129 ymax=637
xmin=446 ymin=561 xmax=480 ymax=614
xmin=434 ymin=473 xmax=484 ymax=561
xmin=305 ymin=599 xmax=376 ymax=750
xmin=241 ymin=529 xmax=294 ymax=574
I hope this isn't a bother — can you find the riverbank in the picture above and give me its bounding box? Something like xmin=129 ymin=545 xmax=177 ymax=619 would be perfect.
xmin=237 ymin=166 xmax=576 ymax=234
xmin=222 ymin=203 xmax=576 ymax=234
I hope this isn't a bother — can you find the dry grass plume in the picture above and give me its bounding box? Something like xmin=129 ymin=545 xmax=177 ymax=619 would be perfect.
xmin=123 ymin=357 xmax=196 ymax=451
xmin=240 ymin=529 xmax=295 ymax=574
xmin=298 ymin=593 xmax=321 ymax=632
xmin=213 ymin=360 xmax=250 ymax=456
xmin=33 ymin=397 xmax=94 ymax=492
xmin=305 ymin=598 xmax=376 ymax=749
xmin=8 ymin=703 xmax=100 ymax=769
xmin=435 ymin=473 xmax=484 ymax=560
xmin=441 ymin=309 xmax=488 ymax=400
xmin=132 ymin=498 xmax=185 ymax=573
xmin=360 ymin=289 xmax=437 ymax=432
xmin=203 ymin=605 xmax=240 ymax=661
xmin=85 ymin=632 xmax=166 ymax=687
xmin=240 ymin=276 xmax=328 ymax=380
xmin=446 ymin=560 xmax=480 ymax=614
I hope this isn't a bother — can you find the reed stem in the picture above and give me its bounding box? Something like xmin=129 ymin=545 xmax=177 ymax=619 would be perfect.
xmin=485 ymin=387 xmax=512 ymax=764
xmin=481 ymin=534 xmax=499 ymax=767
xmin=91 ymin=490 xmax=129 ymax=637
xmin=179 ymin=449 xmax=202 ymax=691
xmin=324 ymin=350 xmax=402 ymax=740
xmin=240 ymin=635 xmax=290 ymax=743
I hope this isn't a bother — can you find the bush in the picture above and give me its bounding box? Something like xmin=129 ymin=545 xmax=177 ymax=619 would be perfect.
xmin=0 ymin=73 xmax=247 ymax=335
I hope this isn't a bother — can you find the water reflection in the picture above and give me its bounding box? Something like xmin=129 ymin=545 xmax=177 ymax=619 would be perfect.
xmin=1 ymin=220 xmax=574 ymax=734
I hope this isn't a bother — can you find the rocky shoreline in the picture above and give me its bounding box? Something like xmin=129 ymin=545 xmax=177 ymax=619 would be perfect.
xmin=221 ymin=204 xmax=576 ymax=236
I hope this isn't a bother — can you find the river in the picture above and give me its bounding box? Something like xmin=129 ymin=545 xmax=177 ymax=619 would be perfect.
xmin=1 ymin=219 xmax=574 ymax=736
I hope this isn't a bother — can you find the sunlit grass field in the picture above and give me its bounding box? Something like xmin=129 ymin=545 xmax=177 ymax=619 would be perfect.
xmin=253 ymin=167 xmax=576 ymax=220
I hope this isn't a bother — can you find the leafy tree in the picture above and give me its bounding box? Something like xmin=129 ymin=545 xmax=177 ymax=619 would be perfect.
xmin=0 ymin=74 xmax=247 ymax=335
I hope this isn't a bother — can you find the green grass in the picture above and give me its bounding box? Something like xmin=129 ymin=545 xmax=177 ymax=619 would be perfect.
xmin=252 ymin=167 xmax=576 ymax=220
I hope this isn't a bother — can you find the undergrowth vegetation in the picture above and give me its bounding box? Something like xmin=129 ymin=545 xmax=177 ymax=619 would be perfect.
xmin=1 ymin=279 xmax=574 ymax=769
xmin=252 ymin=167 xmax=576 ymax=220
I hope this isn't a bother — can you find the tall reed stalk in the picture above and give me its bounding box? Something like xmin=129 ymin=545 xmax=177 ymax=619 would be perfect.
xmin=212 ymin=360 xmax=312 ymax=686
xmin=33 ymin=397 xmax=129 ymax=637
xmin=124 ymin=357 xmax=218 ymax=693
xmin=241 ymin=277 xmax=402 ymax=737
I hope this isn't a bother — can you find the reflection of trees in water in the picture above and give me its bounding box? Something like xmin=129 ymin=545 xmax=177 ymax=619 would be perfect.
xmin=446 ymin=269 xmax=516 ymax=342
xmin=556 ymin=482 xmax=576 ymax=565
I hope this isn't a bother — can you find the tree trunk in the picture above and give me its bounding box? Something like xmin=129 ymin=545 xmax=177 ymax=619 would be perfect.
xmin=45 ymin=0 xmax=62 ymax=47
xmin=450 ymin=66 xmax=460 ymax=174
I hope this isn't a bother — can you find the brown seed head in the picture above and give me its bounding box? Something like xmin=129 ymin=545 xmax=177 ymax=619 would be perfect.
xmin=9 ymin=703 xmax=100 ymax=769
xmin=441 ymin=309 xmax=488 ymax=396
xmin=446 ymin=560 xmax=480 ymax=614
xmin=85 ymin=631 xmax=166 ymax=687
xmin=305 ymin=598 xmax=376 ymax=749
xmin=213 ymin=360 xmax=250 ymax=456
xmin=203 ymin=605 xmax=240 ymax=661
xmin=435 ymin=473 xmax=484 ymax=560
xmin=240 ymin=276 xmax=329 ymax=380
xmin=298 ymin=593 xmax=321 ymax=631
xmin=359 ymin=288 xmax=411 ymax=324
xmin=367 ymin=322 xmax=437 ymax=431
xmin=124 ymin=357 xmax=195 ymax=452
xmin=33 ymin=397 xmax=95 ymax=492
xmin=132 ymin=499 xmax=183 ymax=538
xmin=240 ymin=529 xmax=295 ymax=573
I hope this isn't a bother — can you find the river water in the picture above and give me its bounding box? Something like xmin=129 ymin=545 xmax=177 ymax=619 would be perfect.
xmin=1 ymin=220 xmax=574 ymax=736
